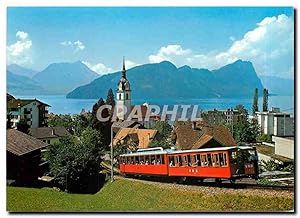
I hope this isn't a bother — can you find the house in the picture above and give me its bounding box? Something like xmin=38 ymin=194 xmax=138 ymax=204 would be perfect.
xmin=7 ymin=129 xmax=49 ymax=185
xmin=28 ymin=126 xmax=69 ymax=144
xmin=202 ymin=108 xmax=241 ymax=126
xmin=7 ymin=98 xmax=50 ymax=128
xmin=273 ymin=136 xmax=294 ymax=160
xmin=174 ymin=122 xmax=236 ymax=150
xmin=7 ymin=93 xmax=15 ymax=102
xmin=256 ymin=107 xmax=294 ymax=136
xmin=113 ymin=128 xmax=157 ymax=149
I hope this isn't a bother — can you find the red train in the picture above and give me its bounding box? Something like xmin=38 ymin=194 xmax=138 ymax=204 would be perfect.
xmin=119 ymin=146 xmax=259 ymax=183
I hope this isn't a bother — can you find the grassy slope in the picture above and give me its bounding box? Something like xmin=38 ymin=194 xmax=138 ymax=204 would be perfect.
xmin=7 ymin=178 xmax=293 ymax=212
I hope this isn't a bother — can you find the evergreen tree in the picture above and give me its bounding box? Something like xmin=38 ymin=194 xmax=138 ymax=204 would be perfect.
xmin=263 ymin=88 xmax=269 ymax=112
xmin=252 ymin=88 xmax=259 ymax=115
xmin=90 ymin=98 xmax=111 ymax=150
xmin=106 ymin=88 xmax=115 ymax=107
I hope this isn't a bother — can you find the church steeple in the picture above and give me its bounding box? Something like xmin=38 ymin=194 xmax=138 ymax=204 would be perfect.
xmin=122 ymin=56 xmax=126 ymax=78
xmin=116 ymin=57 xmax=131 ymax=121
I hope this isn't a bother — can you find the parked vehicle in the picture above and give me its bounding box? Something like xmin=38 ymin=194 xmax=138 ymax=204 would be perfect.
xmin=119 ymin=146 xmax=259 ymax=183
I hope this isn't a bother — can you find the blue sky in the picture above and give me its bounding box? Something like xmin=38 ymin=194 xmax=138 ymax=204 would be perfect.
xmin=7 ymin=7 xmax=294 ymax=79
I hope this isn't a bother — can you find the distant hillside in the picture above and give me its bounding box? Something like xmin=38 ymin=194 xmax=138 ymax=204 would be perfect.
xmin=7 ymin=64 xmax=38 ymax=78
xmin=32 ymin=61 xmax=99 ymax=94
xmin=260 ymin=76 xmax=294 ymax=96
xmin=67 ymin=60 xmax=264 ymax=99
xmin=7 ymin=71 xmax=48 ymax=95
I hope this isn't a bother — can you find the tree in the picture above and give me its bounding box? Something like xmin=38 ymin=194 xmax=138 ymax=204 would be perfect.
xmin=113 ymin=139 xmax=138 ymax=159
xmin=232 ymin=105 xmax=259 ymax=143
xmin=16 ymin=118 xmax=30 ymax=134
xmin=7 ymin=113 xmax=13 ymax=129
xmin=48 ymin=114 xmax=75 ymax=133
xmin=149 ymin=121 xmax=174 ymax=148
xmin=106 ymin=88 xmax=115 ymax=107
xmin=73 ymin=114 xmax=91 ymax=136
xmin=252 ymin=88 xmax=259 ymax=115
xmin=234 ymin=104 xmax=248 ymax=117
xmin=90 ymin=98 xmax=112 ymax=150
xmin=44 ymin=129 xmax=104 ymax=193
xmin=263 ymin=88 xmax=269 ymax=112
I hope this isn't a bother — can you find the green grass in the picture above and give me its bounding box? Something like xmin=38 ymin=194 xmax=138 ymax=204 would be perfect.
xmin=7 ymin=178 xmax=294 ymax=212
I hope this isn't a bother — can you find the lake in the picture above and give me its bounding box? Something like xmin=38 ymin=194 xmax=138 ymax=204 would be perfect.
xmin=14 ymin=95 xmax=294 ymax=116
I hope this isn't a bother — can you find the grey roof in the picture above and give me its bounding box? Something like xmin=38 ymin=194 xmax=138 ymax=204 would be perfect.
xmin=28 ymin=126 xmax=69 ymax=139
xmin=7 ymin=129 xmax=49 ymax=156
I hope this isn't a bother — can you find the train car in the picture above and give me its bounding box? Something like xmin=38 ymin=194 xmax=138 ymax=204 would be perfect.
xmin=167 ymin=146 xmax=259 ymax=183
xmin=119 ymin=147 xmax=169 ymax=176
xmin=119 ymin=146 xmax=259 ymax=183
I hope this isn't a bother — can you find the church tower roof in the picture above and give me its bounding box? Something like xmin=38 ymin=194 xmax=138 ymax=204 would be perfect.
xmin=122 ymin=56 xmax=126 ymax=78
xmin=117 ymin=57 xmax=130 ymax=92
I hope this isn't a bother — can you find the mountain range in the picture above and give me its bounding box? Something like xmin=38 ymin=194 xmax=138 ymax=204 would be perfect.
xmin=7 ymin=60 xmax=294 ymax=99
xmin=7 ymin=61 xmax=99 ymax=95
xmin=66 ymin=60 xmax=265 ymax=99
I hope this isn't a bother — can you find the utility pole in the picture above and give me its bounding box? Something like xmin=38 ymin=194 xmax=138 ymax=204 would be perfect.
xmin=110 ymin=124 xmax=114 ymax=182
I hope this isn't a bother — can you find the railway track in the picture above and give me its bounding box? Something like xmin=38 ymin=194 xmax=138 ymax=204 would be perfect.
xmin=101 ymin=164 xmax=294 ymax=192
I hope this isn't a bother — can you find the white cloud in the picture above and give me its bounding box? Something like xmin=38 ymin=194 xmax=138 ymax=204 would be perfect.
xmin=60 ymin=40 xmax=85 ymax=51
xmin=82 ymin=61 xmax=114 ymax=75
xmin=16 ymin=31 xmax=28 ymax=40
xmin=149 ymin=44 xmax=192 ymax=64
xmin=7 ymin=31 xmax=32 ymax=65
xmin=148 ymin=14 xmax=294 ymax=79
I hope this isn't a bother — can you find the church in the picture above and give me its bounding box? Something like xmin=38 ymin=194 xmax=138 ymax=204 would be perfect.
xmin=114 ymin=57 xmax=160 ymax=127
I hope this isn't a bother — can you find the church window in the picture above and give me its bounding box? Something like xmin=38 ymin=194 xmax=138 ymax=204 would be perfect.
xmin=126 ymin=93 xmax=129 ymax=100
xmin=119 ymin=94 xmax=121 ymax=100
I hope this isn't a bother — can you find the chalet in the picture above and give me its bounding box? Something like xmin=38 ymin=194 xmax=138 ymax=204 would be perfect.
xmin=28 ymin=126 xmax=69 ymax=144
xmin=113 ymin=128 xmax=157 ymax=149
xmin=174 ymin=122 xmax=236 ymax=150
xmin=7 ymin=129 xmax=49 ymax=185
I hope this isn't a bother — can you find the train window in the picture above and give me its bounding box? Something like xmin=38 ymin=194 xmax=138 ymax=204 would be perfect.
xmin=200 ymin=154 xmax=207 ymax=166
xmin=174 ymin=156 xmax=178 ymax=166
xmin=197 ymin=154 xmax=201 ymax=166
xmin=207 ymin=154 xmax=212 ymax=166
xmin=212 ymin=154 xmax=220 ymax=167
xmin=219 ymin=153 xmax=225 ymax=166
xmin=190 ymin=155 xmax=197 ymax=167
xmin=139 ymin=156 xmax=145 ymax=164
xmin=145 ymin=156 xmax=150 ymax=165
xmin=175 ymin=156 xmax=181 ymax=167
xmin=151 ymin=155 xmax=155 ymax=165
xmin=224 ymin=153 xmax=227 ymax=165
xmin=181 ymin=156 xmax=188 ymax=167
xmin=169 ymin=156 xmax=175 ymax=167
xmin=161 ymin=155 xmax=165 ymax=164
